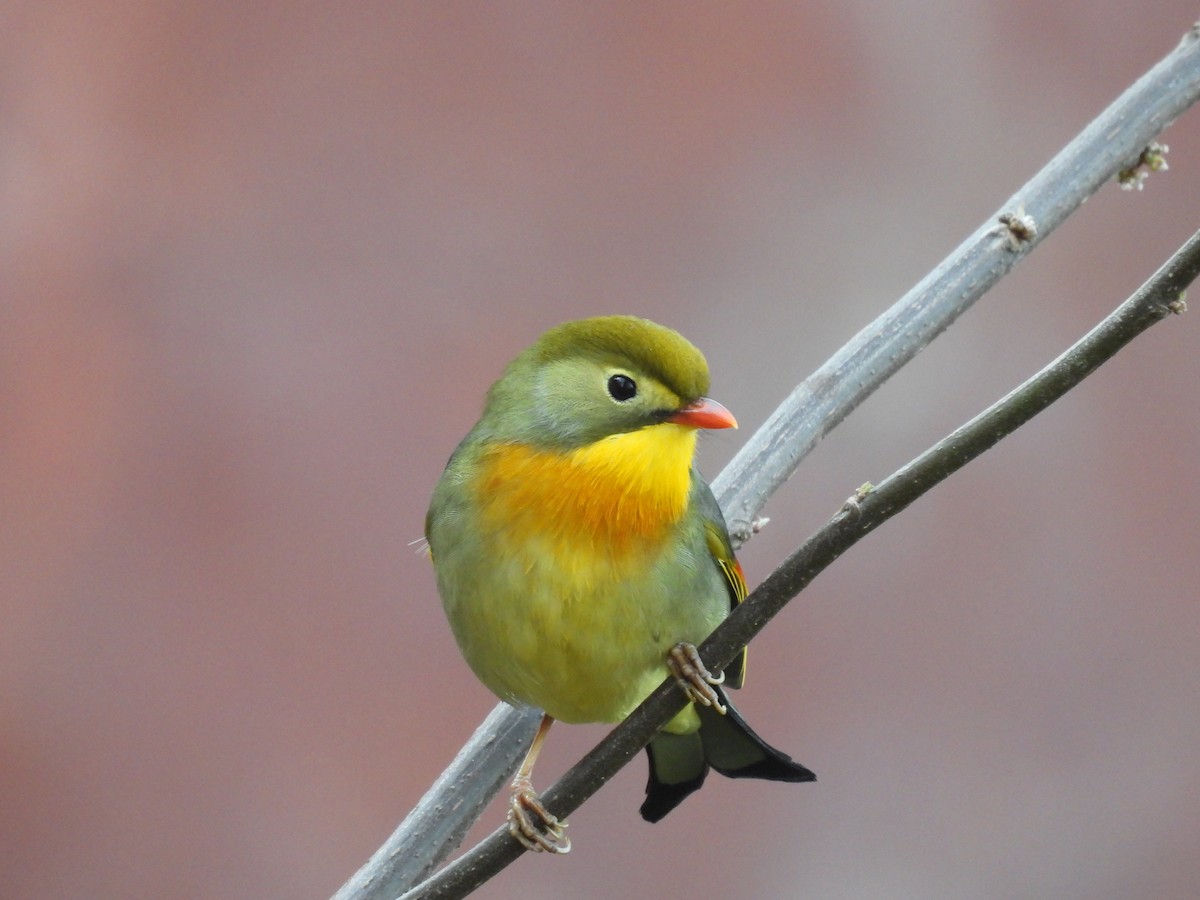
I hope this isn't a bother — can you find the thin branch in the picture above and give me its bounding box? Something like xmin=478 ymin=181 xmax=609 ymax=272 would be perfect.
xmin=401 ymin=226 xmax=1197 ymax=900
xmin=330 ymin=704 xmax=543 ymax=900
xmin=713 ymin=23 xmax=1200 ymax=543
xmin=332 ymin=24 xmax=1200 ymax=900
xmin=698 ymin=228 xmax=1197 ymax=681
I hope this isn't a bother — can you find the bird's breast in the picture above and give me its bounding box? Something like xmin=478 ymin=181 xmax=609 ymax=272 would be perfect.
xmin=474 ymin=423 xmax=699 ymax=566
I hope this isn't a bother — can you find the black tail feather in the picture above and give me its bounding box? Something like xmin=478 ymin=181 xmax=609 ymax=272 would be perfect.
xmin=640 ymin=686 xmax=814 ymax=822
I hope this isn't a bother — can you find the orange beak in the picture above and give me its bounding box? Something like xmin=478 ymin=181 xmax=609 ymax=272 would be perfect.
xmin=666 ymin=397 xmax=738 ymax=430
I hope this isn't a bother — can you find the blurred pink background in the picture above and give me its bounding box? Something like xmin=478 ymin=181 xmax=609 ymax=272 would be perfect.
xmin=3 ymin=4 xmax=1199 ymax=898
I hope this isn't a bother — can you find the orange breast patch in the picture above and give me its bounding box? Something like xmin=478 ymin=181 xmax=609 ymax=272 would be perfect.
xmin=475 ymin=424 xmax=697 ymax=561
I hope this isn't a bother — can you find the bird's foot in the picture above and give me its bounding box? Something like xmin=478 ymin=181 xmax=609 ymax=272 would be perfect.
xmin=668 ymin=642 xmax=727 ymax=714
xmin=508 ymin=776 xmax=570 ymax=854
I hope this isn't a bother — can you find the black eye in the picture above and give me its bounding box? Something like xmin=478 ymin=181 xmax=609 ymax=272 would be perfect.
xmin=607 ymin=373 xmax=637 ymax=402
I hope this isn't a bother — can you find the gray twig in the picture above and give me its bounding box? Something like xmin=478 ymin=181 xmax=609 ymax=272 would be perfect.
xmin=330 ymin=704 xmax=543 ymax=900
xmin=712 ymin=24 xmax=1200 ymax=543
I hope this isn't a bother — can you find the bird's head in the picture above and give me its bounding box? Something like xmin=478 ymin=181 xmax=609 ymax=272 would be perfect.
xmin=479 ymin=316 xmax=736 ymax=449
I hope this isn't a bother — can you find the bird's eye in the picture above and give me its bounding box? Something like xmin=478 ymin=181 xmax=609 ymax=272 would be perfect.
xmin=607 ymin=373 xmax=638 ymax=402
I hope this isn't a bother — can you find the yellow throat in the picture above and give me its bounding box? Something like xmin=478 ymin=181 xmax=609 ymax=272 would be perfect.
xmin=477 ymin=422 xmax=698 ymax=560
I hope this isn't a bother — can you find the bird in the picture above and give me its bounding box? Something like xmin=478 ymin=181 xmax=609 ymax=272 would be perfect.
xmin=424 ymin=315 xmax=814 ymax=853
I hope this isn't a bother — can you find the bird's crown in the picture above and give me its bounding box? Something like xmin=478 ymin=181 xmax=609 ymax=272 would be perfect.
xmin=525 ymin=315 xmax=710 ymax=401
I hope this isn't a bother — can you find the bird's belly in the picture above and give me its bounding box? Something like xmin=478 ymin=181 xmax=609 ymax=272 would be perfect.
xmin=442 ymin=537 xmax=719 ymax=725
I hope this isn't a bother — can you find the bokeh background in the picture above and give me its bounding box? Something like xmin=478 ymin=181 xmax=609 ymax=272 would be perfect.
xmin=4 ymin=4 xmax=1200 ymax=899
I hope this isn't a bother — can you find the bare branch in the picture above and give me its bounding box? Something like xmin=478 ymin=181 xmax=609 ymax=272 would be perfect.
xmin=332 ymin=24 xmax=1200 ymax=900
xmin=713 ymin=24 xmax=1200 ymax=544
xmin=698 ymin=228 xmax=1198 ymax=682
xmin=330 ymin=704 xmax=543 ymax=900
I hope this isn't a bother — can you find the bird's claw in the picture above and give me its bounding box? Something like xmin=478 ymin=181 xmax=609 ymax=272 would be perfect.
xmin=668 ymin=642 xmax=727 ymax=714
xmin=508 ymin=781 xmax=570 ymax=854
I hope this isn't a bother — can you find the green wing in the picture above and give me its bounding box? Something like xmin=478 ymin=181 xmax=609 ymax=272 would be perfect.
xmin=692 ymin=473 xmax=748 ymax=689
